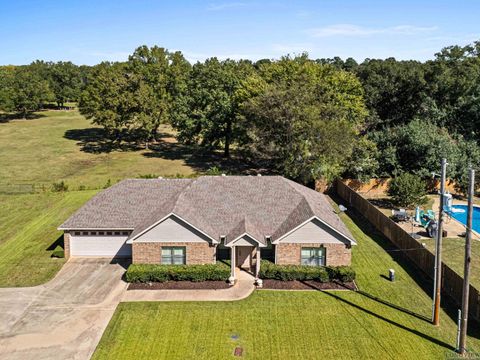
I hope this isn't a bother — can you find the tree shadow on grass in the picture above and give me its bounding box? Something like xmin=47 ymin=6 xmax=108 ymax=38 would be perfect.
xmin=322 ymin=290 xmax=456 ymax=352
xmin=64 ymin=128 xmax=142 ymax=154
xmin=328 ymin=191 xmax=480 ymax=340
xmin=64 ymin=127 xmax=270 ymax=175
xmin=143 ymin=138 xmax=273 ymax=175
xmin=0 ymin=112 xmax=46 ymax=123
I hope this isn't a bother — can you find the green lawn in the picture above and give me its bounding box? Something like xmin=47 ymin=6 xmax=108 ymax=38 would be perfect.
xmin=0 ymin=190 xmax=98 ymax=286
xmin=92 ymin=204 xmax=480 ymax=360
xmin=422 ymin=236 xmax=480 ymax=290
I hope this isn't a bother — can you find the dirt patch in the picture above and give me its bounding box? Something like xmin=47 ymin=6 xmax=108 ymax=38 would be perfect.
xmin=261 ymin=280 xmax=356 ymax=290
xmin=128 ymin=281 xmax=230 ymax=290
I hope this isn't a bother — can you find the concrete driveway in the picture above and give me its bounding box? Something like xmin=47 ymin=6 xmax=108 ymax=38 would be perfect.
xmin=0 ymin=258 xmax=128 ymax=360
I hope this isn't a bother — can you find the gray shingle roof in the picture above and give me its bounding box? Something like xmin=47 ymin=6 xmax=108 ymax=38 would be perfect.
xmin=59 ymin=176 xmax=355 ymax=244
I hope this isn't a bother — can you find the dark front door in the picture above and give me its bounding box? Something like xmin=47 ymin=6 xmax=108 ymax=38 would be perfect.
xmin=236 ymin=246 xmax=254 ymax=269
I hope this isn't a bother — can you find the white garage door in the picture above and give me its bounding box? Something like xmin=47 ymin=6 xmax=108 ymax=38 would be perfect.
xmin=70 ymin=234 xmax=132 ymax=257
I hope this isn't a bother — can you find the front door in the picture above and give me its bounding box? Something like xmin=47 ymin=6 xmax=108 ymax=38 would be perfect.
xmin=236 ymin=246 xmax=254 ymax=269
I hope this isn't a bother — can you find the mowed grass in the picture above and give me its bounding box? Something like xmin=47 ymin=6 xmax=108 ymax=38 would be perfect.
xmin=0 ymin=110 xmax=194 ymax=189
xmin=92 ymin=205 xmax=480 ymax=360
xmin=0 ymin=190 xmax=98 ymax=286
xmin=422 ymin=236 xmax=480 ymax=290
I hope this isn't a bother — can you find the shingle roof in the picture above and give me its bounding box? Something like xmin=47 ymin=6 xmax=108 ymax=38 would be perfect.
xmin=59 ymin=176 xmax=355 ymax=245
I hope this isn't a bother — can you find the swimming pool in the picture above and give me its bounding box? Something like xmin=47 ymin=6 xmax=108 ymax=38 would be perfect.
xmin=449 ymin=205 xmax=480 ymax=233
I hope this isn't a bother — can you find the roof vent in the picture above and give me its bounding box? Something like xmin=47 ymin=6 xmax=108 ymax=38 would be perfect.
xmin=222 ymin=173 xmax=226 ymax=177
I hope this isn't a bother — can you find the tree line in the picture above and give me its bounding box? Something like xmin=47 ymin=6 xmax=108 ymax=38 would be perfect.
xmin=1 ymin=41 xmax=479 ymax=187
xmin=0 ymin=61 xmax=88 ymax=117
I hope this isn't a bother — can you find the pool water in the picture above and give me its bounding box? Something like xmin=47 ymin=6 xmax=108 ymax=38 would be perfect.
xmin=450 ymin=205 xmax=480 ymax=233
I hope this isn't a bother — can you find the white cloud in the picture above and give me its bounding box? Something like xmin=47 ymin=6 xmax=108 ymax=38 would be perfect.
xmin=308 ymin=24 xmax=438 ymax=38
xmin=207 ymin=2 xmax=247 ymax=11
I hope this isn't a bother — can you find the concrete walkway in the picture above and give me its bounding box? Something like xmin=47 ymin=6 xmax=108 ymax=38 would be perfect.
xmin=122 ymin=270 xmax=256 ymax=302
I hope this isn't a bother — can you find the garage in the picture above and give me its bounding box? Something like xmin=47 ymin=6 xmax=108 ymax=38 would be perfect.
xmin=69 ymin=231 xmax=132 ymax=258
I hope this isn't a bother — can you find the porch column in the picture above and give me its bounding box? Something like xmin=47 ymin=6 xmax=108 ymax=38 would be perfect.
xmin=255 ymin=247 xmax=261 ymax=278
xmin=230 ymin=246 xmax=236 ymax=282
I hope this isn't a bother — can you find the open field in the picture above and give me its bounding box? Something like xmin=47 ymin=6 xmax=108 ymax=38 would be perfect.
xmin=92 ymin=202 xmax=480 ymax=360
xmin=0 ymin=110 xmax=195 ymax=190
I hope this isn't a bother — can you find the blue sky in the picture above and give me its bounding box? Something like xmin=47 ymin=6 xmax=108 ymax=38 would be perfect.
xmin=0 ymin=0 xmax=478 ymax=65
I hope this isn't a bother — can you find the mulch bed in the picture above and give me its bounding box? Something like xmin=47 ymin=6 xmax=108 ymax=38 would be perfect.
xmin=261 ymin=280 xmax=357 ymax=291
xmin=128 ymin=281 xmax=230 ymax=290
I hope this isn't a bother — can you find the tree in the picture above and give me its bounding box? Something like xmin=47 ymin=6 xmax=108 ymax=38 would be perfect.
xmin=355 ymin=58 xmax=427 ymax=131
xmin=423 ymin=42 xmax=480 ymax=140
xmin=388 ymin=173 xmax=427 ymax=208
xmin=127 ymin=46 xmax=191 ymax=144
xmin=4 ymin=66 xmax=53 ymax=118
xmin=172 ymin=58 xmax=255 ymax=157
xmin=344 ymin=137 xmax=380 ymax=182
xmin=79 ymin=62 xmax=135 ymax=139
xmin=242 ymin=56 xmax=368 ymax=183
xmin=0 ymin=66 xmax=15 ymax=111
xmin=371 ymin=119 xmax=480 ymax=181
xmin=49 ymin=62 xmax=82 ymax=107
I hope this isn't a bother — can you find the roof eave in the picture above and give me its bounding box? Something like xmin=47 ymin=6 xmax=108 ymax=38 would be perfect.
xmin=58 ymin=226 xmax=135 ymax=231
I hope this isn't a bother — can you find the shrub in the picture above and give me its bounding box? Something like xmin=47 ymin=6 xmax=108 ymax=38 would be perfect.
xmin=387 ymin=172 xmax=427 ymax=208
xmin=259 ymin=260 xmax=355 ymax=283
xmin=138 ymin=173 xmax=160 ymax=179
xmin=125 ymin=263 xmax=230 ymax=283
xmin=205 ymin=166 xmax=224 ymax=176
xmin=51 ymin=181 xmax=68 ymax=192
xmin=327 ymin=266 xmax=356 ymax=283
xmin=103 ymin=179 xmax=112 ymax=189
xmin=51 ymin=245 xmax=64 ymax=258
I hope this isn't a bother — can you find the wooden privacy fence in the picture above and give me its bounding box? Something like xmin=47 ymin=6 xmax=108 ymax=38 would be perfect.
xmin=335 ymin=179 xmax=480 ymax=321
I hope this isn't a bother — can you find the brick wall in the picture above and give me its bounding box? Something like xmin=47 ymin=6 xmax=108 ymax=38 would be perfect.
xmin=132 ymin=242 xmax=216 ymax=265
xmin=64 ymin=232 xmax=71 ymax=259
xmin=275 ymin=243 xmax=351 ymax=266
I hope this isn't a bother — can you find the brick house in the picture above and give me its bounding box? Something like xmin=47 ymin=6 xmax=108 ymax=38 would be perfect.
xmin=59 ymin=176 xmax=356 ymax=280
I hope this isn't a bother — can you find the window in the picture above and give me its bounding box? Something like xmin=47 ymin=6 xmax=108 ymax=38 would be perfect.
xmin=106 ymin=231 xmax=112 ymax=235
xmin=74 ymin=231 xmax=80 ymax=236
xmin=301 ymin=247 xmax=325 ymax=266
xmin=121 ymin=231 xmax=129 ymax=236
xmin=161 ymin=247 xmax=186 ymax=265
xmin=99 ymin=231 xmax=105 ymax=235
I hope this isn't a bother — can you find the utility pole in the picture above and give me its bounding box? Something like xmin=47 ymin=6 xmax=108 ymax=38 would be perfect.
xmin=433 ymin=158 xmax=447 ymax=325
xmin=459 ymin=168 xmax=474 ymax=355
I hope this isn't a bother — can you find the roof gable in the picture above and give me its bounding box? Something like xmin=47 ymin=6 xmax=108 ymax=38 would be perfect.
xmin=126 ymin=213 xmax=217 ymax=244
xmin=130 ymin=214 xmax=213 ymax=243
xmin=273 ymin=217 xmax=356 ymax=245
